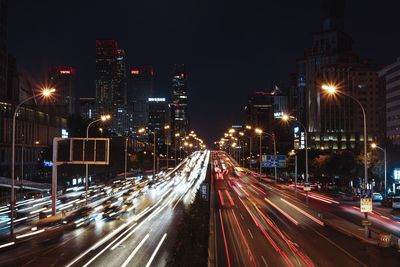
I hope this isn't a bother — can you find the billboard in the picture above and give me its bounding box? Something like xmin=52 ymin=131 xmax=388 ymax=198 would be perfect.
xmin=261 ymin=155 xmax=286 ymax=168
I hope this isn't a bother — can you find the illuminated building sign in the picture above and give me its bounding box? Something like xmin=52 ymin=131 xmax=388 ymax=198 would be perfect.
xmin=60 ymin=70 xmax=71 ymax=74
xmin=274 ymin=112 xmax=284 ymax=118
xmin=148 ymin=98 xmax=166 ymax=102
xmin=61 ymin=129 xmax=69 ymax=138
xmin=293 ymin=126 xmax=304 ymax=150
xmin=394 ymin=168 xmax=400 ymax=181
xmin=131 ymin=70 xmax=140 ymax=75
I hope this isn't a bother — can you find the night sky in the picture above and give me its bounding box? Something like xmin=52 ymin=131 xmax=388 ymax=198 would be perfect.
xmin=7 ymin=0 xmax=400 ymax=145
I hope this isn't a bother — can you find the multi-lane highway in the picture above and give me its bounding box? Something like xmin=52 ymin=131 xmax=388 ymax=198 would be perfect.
xmin=212 ymin=151 xmax=400 ymax=267
xmin=0 ymin=150 xmax=210 ymax=267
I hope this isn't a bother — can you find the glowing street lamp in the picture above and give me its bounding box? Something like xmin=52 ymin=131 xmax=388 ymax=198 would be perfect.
xmin=280 ymin=113 xmax=309 ymax=185
xmin=371 ymin=143 xmax=387 ymax=199
xmin=322 ymin=83 xmax=369 ymax=237
xmin=10 ymin=87 xmax=55 ymax=236
xmin=85 ymin=114 xmax=111 ymax=199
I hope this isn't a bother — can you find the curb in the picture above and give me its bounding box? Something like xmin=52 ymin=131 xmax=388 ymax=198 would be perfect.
xmin=323 ymin=219 xmax=379 ymax=246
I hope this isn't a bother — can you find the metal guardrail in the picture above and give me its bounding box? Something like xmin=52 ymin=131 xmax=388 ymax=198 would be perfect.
xmin=0 ymin=177 xmax=51 ymax=191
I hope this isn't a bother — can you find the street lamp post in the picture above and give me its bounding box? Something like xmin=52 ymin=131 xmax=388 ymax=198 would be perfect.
xmin=138 ymin=128 xmax=156 ymax=177
xmin=255 ymin=128 xmax=278 ymax=183
xmin=322 ymin=84 xmax=369 ymax=237
xmin=10 ymin=88 xmax=55 ymax=236
xmin=281 ymin=114 xmax=308 ymax=184
xmin=371 ymin=143 xmax=387 ymax=199
xmin=85 ymin=114 xmax=110 ymax=199
xmin=174 ymin=133 xmax=180 ymax=166
xmin=164 ymin=125 xmax=170 ymax=169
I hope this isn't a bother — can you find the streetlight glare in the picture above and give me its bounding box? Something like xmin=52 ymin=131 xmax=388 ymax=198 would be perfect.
xmin=42 ymin=87 xmax=56 ymax=97
xmin=100 ymin=115 xmax=111 ymax=121
xmin=371 ymin=143 xmax=377 ymax=149
xmin=255 ymin=128 xmax=263 ymax=134
xmin=281 ymin=114 xmax=290 ymax=121
xmin=321 ymin=84 xmax=338 ymax=95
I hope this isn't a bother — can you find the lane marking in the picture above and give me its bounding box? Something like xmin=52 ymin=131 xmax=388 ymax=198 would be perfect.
xmin=280 ymin=198 xmax=324 ymax=226
xmin=219 ymin=209 xmax=231 ymax=267
xmin=247 ymin=228 xmax=254 ymax=239
xmin=145 ymin=233 xmax=167 ymax=267
xmin=261 ymin=255 xmax=269 ymax=267
xmin=121 ymin=233 xmax=150 ymax=267
xmin=264 ymin=198 xmax=299 ymax=225
xmin=313 ymin=230 xmax=367 ymax=267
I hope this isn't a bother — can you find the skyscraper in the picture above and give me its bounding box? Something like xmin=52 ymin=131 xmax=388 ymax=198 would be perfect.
xmin=95 ymin=40 xmax=128 ymax=135
xmin=295 ymin=0 xmax=385 ymax=150
xmin=148 ymin=97 xmax=168 ymax=151
xmin=0 ymin=0 xmax=7 ymax=99
xmin=48 ymin=66 xmax=76 ymax=116
xmin=129 ymin=66 xmax=154 ymax=131
xmin=171 ymin=64 xmax=189 ymax=137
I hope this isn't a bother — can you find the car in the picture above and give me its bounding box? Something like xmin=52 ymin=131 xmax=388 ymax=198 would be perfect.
xmin=63 ymin=207 xmax=94 ymax=228
xmin=372 ymin=193 xmax=383 ymax=202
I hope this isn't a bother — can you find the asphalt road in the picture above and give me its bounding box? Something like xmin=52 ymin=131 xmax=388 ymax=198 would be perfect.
xmin=212 ymin=151 xmax=400 ymax=267
xmin=0 ymin=150 xmax=210 ymax=267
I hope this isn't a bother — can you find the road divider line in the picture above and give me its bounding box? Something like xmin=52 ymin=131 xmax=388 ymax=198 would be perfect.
xmin=280 ymin=198 xmax=324 ymax=226
xmin=264 ymin=198 xmax=299 ymax=226
xmin=121 ymin=233 xmax=150 ymax=267
xmin=219 ymin=209 xmax=231 ymax=267
xmin=145 ymin=233 xmax=167 ymax=267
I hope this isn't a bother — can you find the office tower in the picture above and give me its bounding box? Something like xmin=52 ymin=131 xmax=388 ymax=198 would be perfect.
xmin=48 ymin=66 xmax=76 ymax=115
xmin=171 ymin=64 xmax=189 ymax=137
xmin=379 ymin=57 xmax=400 ymax=144
xmin=95 ymin=40 xmax=128 ymax=135
xmin=129 ymin=66 xmax=154 ymax=131
xmin=295 ymin=0 xmax=385 ymax=150
xmin=148 ymin=97 xmax=168 ymax=151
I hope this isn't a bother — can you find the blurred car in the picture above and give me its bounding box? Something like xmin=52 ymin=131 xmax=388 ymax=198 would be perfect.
xmin=63 ymin=207 xmax=94 ymax=228
xmin=372 ymin=193 xmax=383 ymax=202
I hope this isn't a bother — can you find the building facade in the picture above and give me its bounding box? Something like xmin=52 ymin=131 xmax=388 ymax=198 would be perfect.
xmin=48 ymin=66 xmax=76 ymax=116
xmin=295 ymin=0 xmax=385 ymax=150
xmin=129 ymin=66 xmax=154 ymax=131
xmin=171 ymin=64 xmax=189 ymax=137
xmin=79 ymin=97 xmax=97 ymax=120
xmin=95 ymin=40 xmax=128 ymax=135
xmin=379 ymin=57 xmax=400 ymax=144
xmin=148 ymin=97 xmax=169 ymax=151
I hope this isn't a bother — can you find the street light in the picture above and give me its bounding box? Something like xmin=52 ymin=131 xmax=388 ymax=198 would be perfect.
xmin=138 ymin=128 xmax=156 ymax=176
xmin=85 ymin=114 xmax=111 ymax=199
xmin=280 ymin=114 xmax=309 ymax=184
xmin=255 ymin=128 xmax=277 ymax=182
xmin=322 ymin=83 xmax=369 ymax=237
xmin=322 ymin=83 xmax=368 ymax=190
xmin=164 ymin=125 xmax=170 ymax=169
xmin=10 ymin=87 xmax=55 ymax=236
xmin=371 ymin=143 xmax=387 ymax=199
xmin=255 ymin=128 xmax=263 ymax=174
xmin=174 ymin=133 xmax=180 ymax=165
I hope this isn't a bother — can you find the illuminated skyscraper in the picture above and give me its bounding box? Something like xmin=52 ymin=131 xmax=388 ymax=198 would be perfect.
xmin=48 ymin=66 xmax=76 ymax=115
xmin=295 ymin=0 xmax=385 ymax=150
xmin=171 ymin=64 xmax=189 ymax=137
xmin=95 ymin=40 xmax=128 ymax=135
xmin=129 ymin=66 xmax=154 ymax=131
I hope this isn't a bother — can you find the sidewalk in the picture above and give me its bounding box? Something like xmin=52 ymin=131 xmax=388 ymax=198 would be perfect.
xmin=322 ymin=213 xmax=379 ymax=246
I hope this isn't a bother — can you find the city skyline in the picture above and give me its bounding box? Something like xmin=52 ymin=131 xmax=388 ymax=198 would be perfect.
xmin=6 ymin=0 xmax=400 ymax=144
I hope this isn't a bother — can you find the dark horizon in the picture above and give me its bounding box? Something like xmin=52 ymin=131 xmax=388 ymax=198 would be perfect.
xmin=7 ymin=0 xmax=400 ymax=145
